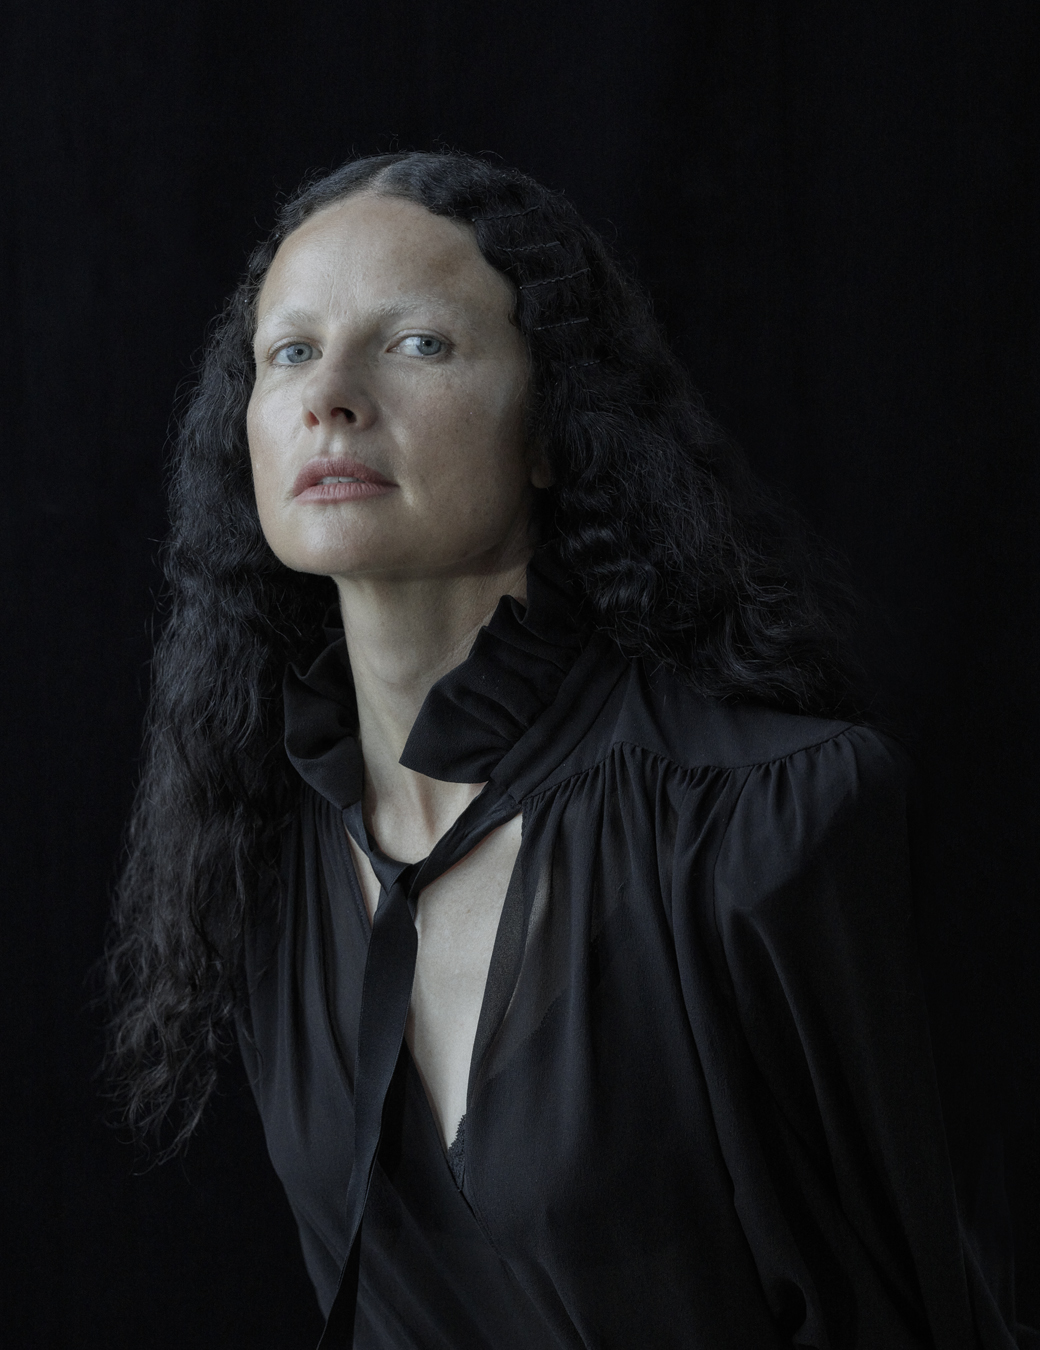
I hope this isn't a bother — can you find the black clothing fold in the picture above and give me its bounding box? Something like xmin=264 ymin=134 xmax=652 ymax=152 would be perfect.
xmin=238 ymin=555 xmax=1023 ymax=1348
xmin=318 ymin=760 xmax=524 ymax=1345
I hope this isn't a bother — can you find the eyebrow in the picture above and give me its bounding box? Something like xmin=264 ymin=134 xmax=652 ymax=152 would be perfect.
xmin=373 ymin=294 xmax=469 ymax=321
xmin=257 ymin=294 xmax=469 ymax=332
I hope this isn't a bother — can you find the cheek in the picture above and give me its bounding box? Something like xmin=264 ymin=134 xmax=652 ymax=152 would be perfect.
xmin=412 ymin=374 xmax=529 ymax=489
xmin=245 ymin=403 xmax=291 ymax=553
xmin=245 ymin=396 xmax=282 ymax=505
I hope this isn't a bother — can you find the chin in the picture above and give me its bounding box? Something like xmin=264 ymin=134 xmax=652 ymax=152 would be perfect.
xmin=264 ymin=526 xmax=389 ymax=579
xmin=267 ymin=527 xmax=529 ymax=584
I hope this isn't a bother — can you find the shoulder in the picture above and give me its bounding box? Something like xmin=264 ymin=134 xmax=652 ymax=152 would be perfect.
xmin=609 ymin=661 xmax=904 ymax=781
xmin=602 ymin=666 xmax=910 ymax=885
xmin=537 ymin=651 xmax=907 ymax=823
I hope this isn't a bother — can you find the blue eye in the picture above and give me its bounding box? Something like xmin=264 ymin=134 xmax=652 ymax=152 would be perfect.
xmin=397 ymin=335 xmax=446 ymax=357
xmin=274 ymin=342 xmax=318 ymax=365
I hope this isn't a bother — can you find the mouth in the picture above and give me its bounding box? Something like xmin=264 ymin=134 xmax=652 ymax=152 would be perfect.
xmin=293 ymin=456 xmax=396 ymax=502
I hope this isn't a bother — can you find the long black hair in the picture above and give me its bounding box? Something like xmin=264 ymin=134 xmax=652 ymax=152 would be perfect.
xmin=106 ymin=150 xmax=860 ymax=1155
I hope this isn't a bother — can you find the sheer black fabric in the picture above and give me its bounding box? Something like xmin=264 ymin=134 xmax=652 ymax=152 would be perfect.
xmin=237 ymin=557 xmax=1023 ymax=1348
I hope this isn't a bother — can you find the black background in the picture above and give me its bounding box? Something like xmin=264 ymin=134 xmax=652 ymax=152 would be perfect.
xmin=2 ymin=2 xmax=1037 ymax=1345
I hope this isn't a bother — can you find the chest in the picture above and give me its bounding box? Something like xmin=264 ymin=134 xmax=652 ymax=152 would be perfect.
xmin=347 ymin=814 xmax=523 ymax=1150
xmin=254 ymin=776 xmax=751 ymax=1262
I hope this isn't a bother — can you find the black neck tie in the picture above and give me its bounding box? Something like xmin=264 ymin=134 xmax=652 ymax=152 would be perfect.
xmin=317 ymin=783 xmax=519 ymax=1348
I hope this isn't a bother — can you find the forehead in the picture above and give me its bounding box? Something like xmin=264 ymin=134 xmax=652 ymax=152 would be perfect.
xmin=255 ymin=193 xmax=514 ymax=327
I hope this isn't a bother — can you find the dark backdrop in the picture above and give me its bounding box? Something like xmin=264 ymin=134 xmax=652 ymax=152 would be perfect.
xmin=2 ymin=2 xmax=1037 ymax=1345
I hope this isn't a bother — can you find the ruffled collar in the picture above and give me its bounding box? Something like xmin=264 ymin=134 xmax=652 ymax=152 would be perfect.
xmin=282 ymin=552 xmax=589 ymax=810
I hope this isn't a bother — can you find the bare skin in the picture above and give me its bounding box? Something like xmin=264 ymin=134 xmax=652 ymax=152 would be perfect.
xmin=247 ymin=192 xmax=550 ymax=1148
xmin=347 ymin=817 xmax=523 ymax=1146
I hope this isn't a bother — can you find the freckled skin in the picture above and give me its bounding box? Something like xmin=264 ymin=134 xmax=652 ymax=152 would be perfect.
xmin=247 ymin=192 xmax=549 ymax=585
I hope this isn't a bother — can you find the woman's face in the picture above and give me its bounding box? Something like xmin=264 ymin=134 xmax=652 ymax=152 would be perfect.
xmin=247 ymin=192 xmax=548 ymax=583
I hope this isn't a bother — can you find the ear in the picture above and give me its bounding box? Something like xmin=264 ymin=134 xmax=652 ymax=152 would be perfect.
xmin=530 ymin=459 xmax=554 ymax=490
xmin=528 ymin=441 xmax=554 ymax=489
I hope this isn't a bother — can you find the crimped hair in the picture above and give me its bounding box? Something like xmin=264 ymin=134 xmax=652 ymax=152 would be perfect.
xmin=106 ymin=150 xmax=860 ymax=1155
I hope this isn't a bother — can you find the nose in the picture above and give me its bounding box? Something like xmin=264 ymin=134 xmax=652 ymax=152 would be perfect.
xmin=300 ymin=352 xmax=376 ymax=431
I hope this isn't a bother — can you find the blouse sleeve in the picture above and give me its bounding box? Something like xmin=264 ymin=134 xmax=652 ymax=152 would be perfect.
xmin=674 ymin=724 xmax=1020 ymax=1349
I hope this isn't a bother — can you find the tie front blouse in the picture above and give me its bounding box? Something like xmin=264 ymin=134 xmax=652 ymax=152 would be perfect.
xmin=237 ymin=555 xmax=1019 ymax=1349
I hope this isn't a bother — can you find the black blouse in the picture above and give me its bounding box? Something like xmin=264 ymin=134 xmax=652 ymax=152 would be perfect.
xmin=237 ymin=557 xmax=1021 ymax=1349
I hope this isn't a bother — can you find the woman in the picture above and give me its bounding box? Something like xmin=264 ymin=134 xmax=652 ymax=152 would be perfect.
xmin=107 ymin=152 xmax=1022 ymax=1348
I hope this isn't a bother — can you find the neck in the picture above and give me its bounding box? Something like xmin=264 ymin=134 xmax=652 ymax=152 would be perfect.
xmin=335 ymin=555 xmax=530 ymax=861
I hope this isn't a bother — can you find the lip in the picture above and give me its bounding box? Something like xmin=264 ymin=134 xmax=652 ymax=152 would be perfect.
xmin=292 ymin=456 xmax=397 ymax=502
